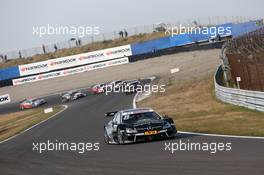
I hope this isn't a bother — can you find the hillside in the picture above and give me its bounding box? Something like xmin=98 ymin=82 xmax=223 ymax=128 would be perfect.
xmin=0 ymin=32 xmax=167 ymax=69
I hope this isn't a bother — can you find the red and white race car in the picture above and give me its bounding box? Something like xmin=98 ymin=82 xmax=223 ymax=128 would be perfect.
xmin=91 ymin=84 xmax=106 ymax=94
xmin=19 ymin=98 xmax=47 ymax=110
xmin=90 ymin=80 xmax=123 ymax=94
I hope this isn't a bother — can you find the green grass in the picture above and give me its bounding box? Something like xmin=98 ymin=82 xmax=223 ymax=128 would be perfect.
xmin=139 ymin=75 xmax=264 ymax=137
xmin=0 ymin=106 xmax=64 ymax=142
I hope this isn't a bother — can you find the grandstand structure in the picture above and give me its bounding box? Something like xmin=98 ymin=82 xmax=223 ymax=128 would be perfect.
xmin=224 ymin=25 xmax=264 ymax=91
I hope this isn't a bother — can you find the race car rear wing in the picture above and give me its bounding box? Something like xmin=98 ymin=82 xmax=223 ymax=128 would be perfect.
xmin=105 ymin=111 xmax=117 ymax=117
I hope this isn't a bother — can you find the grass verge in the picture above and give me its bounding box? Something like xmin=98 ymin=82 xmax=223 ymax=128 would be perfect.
xmin=0 ymin=106 xmax=64 ymax=142
xmin=139 ymin=75 xmax=264 ymax=137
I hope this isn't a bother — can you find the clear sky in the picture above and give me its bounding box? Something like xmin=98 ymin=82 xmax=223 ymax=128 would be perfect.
xmin=0 ymin=0 xmax=264 ymax=53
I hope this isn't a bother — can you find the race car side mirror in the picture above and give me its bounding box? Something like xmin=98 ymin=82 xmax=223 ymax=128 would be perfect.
xmin=105 ymin=111 xmax=117 ymax=117
xmin=163 ymin=115 xmax=169 ymax=118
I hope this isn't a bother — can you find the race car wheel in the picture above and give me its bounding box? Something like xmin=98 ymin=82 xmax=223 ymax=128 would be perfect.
xmin=104 ymin=128 xmax=110 ymax=144
xmin=117 ymin=128 xmax=125 ymax=144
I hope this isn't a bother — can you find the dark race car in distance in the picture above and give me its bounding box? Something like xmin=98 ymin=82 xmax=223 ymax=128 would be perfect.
xmin=107 ymin=80 xmax=123 ymax=90
xmin=61 ymin=90 xmax=86 ymax=102
xmin=123 ymin=80 xmax=143 ymax=94
xmin=104 ymin=108 xmax=177 ymax=144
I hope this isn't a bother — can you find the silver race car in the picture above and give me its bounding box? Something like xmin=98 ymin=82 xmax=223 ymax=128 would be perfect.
xmin=61 ymin=90 xmax=87 ymax=102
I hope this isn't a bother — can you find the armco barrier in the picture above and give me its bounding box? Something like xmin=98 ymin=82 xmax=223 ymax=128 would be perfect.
xmin=215 ymin=66 xmax=264 ymax=112
xmin=12 ymin=57 xmax=129 ymax=86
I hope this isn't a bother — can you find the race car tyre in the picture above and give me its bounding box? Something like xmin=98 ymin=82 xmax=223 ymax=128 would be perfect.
xmin=117 ymin=128 xmax=125 ymax=144
xmin=104 ymin=128 xmax=110 ymax=144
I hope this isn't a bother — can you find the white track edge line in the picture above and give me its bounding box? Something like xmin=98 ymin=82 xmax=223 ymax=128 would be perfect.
xmin=178 ymin=131 xmax=264 ymax=139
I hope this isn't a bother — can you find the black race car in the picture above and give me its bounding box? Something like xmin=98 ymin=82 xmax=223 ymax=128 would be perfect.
xmin=104 ymin=108 xmax=177 ymax=144
xmin=61 ymin=90 xmax=86 ymax=102
xmin=123 ymin=80 xmax=143 ymax=94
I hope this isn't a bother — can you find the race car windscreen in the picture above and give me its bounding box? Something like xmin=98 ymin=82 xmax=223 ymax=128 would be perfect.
xmin=122 ymin=112 xmax=161 ymax=124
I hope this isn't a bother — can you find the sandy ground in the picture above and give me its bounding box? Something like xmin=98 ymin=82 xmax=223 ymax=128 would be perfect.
xmin=139 ymin=74 xmax=264 ymax=136
xmin=0 ymin=49 xmax=221 ymax=103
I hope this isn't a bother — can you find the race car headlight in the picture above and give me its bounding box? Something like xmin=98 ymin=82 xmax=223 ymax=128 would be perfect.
xmin=163 ymin=122 xmax=172 ymax=129
xmin=126 ymin=128 xmax=138 ymax=134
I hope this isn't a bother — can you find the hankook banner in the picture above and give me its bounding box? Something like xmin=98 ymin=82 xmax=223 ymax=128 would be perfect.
xmin=13 ymin=57 xmax=129 ymax=86
xmin=18 ymin=45 xmax=132 ymax=76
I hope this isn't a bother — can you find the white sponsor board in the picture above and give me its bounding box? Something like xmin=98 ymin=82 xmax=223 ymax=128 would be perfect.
xmin=170 ymin=68 xmax=180 ymax=74
xmin=13 ymin=57 xmax=129 ymax=86
xmin=0 ymin=94 xmax=11 ymax=104
xmin=44 ymin=107 xmax=53 ymax=114
xmin=18 ymin=45 xmax=132 ymax=76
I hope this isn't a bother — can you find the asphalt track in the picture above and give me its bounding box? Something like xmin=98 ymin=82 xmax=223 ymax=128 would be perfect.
xmin=0 ymin=94 xmax=61 ymax=115
xmin=0 ymin=90 xmax=264 ymax=175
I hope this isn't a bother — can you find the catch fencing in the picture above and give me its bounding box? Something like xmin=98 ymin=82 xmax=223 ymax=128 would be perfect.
xmin=1 ymin=16 xmax=255 ymax=60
